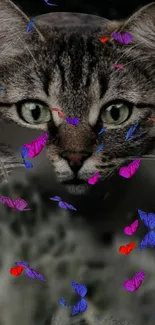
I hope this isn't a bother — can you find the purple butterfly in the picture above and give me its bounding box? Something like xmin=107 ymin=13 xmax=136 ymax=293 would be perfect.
xmin=44 ymin=0 xmax=58 ymax=5
xmin=111 ymin=32 xmax=133 ymax=44
xmin=72 ymin=298 xmax=88 ymax=316
xmin=71 ymin=281 xmax=87 ymax=297
xmin=0 ymin=196 xmax=32 ymax=211
xmin=65 ymin=117 xmax=79 ymax=125
xmin=49 ymin=196 xmax=77 ymax=211
xmin=15 ymin=261 xmax=30 ymax=268
xmin=25 ymin=268 xmax=46 ymax=281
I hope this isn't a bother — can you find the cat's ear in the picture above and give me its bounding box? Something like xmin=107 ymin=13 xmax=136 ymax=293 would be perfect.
xmin=110 ymin=2 xmax=155 ymax=51
xmin=0 ymin=0 xmax=44 ymax=61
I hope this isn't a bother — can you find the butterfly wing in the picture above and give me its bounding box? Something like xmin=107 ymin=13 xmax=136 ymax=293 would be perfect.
xmin=122 ymin=32 xmax=133 ymax=44
xmin=0 ymin=196 xmax=15 ymax=209
xmin=15 ymin=261 xmax=30 ymax=268
xmin=138 ymin=210 xmax=149 ymax=228
xmin=23 ymin=133 xmax=48 ymax=158
xmin=13 ymin=198 xmax=31 ymax=211
xmin=21 ymin=147 xmax=28 ymax=159
xmin=139 ymin=231 xmax=155 ymax=250
xmin=78 ymin=298 xmax=88 ymax=313
xmin=126 ymin=123 xmax=139 ymax=140
xmin=131 ymin=219 xmax=139 ymax=233
xmin=134 ymin=270 xmax=145 ymax=282
xmin=58 ymin=201 xmax=68 ymax=209
xmin=98 ymin=127 xmax=107 ymax=135
xmin=123 ymin=279 xmax=136 ymax=292
xmin=148 ymin=213 xmax=155 ymax=230
xmin=71 ymin=281 xmax=87 ymax=297
xmin=25 ymin=268 xmax=46 ymax=281
xmin=123 ymin=226 xmax=133 ymax=235
xmin=128 ymin=159 xmax=141 ymax=177
xmin=49 ymin=196 xmax=61 ymax=201
xmin=58 ymin=297 xmax=66 ymax=307
xmin=65 ymin=203 xmax=77 ymax=211
xmin=71 ymin=302 xmax=80 ymax=316
xmin=24 ymin=159 xmax=33 ymax=169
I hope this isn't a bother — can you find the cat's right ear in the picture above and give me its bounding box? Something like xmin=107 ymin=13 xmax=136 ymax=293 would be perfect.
xmin=0 ymin=0 xmax=44 ymax=62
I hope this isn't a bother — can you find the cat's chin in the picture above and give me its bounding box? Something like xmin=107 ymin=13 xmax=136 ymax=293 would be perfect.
xmin=63 ymin=183 xmax=90 ymax=194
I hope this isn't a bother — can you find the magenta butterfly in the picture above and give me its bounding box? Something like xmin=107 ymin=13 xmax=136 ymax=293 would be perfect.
xmin=119 ymin=159 xmax=140 ymax=178
xmin=15 ymin=261 xmax=46 ymax=281
xmin=124 ymin=220 xmax=139 ymax=235
xmin=49 ymin=196 xmax=77 ymax=211
xmin=22 ymin=133 xmax=48 ymax=158
xmin=88 ymin=172 xmax=99 ymax=185
xmin=123 ymin=270 xmax=145 ymax=292
xmin=0 ymin=196 xmax=31 ymax=211
xmin=112 ymin=64 xmax=124 ymax=69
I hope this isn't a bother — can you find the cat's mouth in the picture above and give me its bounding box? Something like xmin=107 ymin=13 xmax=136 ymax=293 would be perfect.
xmin=62 ymin=178 xmax=87 ymax=185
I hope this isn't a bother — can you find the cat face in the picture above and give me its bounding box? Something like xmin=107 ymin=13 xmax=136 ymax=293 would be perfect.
xmin=1 ymin=1 xmax=155 ymax=194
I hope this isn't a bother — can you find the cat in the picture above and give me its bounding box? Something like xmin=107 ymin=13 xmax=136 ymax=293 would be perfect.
xmin=1 ymin=0 xmax=155 ymax=195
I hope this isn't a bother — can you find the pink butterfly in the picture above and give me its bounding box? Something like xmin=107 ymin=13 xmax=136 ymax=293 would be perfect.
xmin=22 ymin=133 xmax=48 ymax=158
xmin=49 ymin=108 xmax=65 ymax=118
xmin=123 ymin=270 xmax=145 ymax=292
xmin=88 ymin=172 xmax=99 ymax=185
xmin=0 ymin=196 xmax=31 ymax=211
xmin=112 ymin=64 xmax=124 ymax=69
xmin=124 ymin=219 xmax=139 ymax=235
xmin=119 ymin=159 xmax=141 ymax=178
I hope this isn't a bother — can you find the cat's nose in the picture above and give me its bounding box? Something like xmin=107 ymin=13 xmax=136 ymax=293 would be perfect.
xmin=60 ymin=151 xmax=91 ymax=173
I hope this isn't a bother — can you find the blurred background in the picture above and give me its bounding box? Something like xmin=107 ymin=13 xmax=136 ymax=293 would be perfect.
xmin=1 ymin=1 xmax=155 ymax=325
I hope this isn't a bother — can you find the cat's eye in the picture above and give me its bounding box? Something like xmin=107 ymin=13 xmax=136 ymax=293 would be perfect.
xmin=101 ymin=102 xmax=130 ymax=125
xmin=17 ymin=102 xmax=51 ymax=124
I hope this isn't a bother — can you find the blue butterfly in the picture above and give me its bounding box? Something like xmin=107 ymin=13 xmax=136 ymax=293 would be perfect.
xmin=26 ymin=18 xmax=37 ymax=32
xmin=21 ymin=147 xmax=33 ymax=169
xmin=98 ymin=127 xmax=107 ymax=135
xmin=138 ymin=210 xmax=155 ymax=229
xmin=139 ymin=230 xmax=155 ymax=250
xmin=71 ymin=298 xmax=88 ymax=316
xmin=50 ymin=196 xmax=77 ymax=211
xmin=126 ymin=122 xmax=145 ymax=141
xmin=71 ymin=281 xmax=87 ymax=297
xmin=96 ymin=144 xmax=104 ymax=153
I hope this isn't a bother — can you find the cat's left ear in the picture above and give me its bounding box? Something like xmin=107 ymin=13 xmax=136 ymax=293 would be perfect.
xmin=109 ymin=2 xmax=155 ymax=51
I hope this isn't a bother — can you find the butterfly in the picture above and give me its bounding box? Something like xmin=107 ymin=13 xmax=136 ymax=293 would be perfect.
xmin=119 ymin=242 xmax=136 ymax=255
xmin=0 ymin=196 xmax=31 ymax=211
xmin=139 ymin=230 xmax=155 ymax=250
xmin=0 ymin=87 xmax=3 ymax=92
xmin=49 ymin=196 xmax=77 ymax=211
xmin=119 ymin=159 xmax=140 ymax=178
xmin=138 ymin=210 xmax=155 ymax=229
xmin=10 ymin=266 xmax=24 ymax=276
xmin=16 ymin=261 xmax=46 ymax=281
xmin=59 ymin=297 xmax=73 ymax=309
xmin=21 ymin=147 xmax=33 ymax=169
xmin=65 ymin=117 xmax=80 ymax=125
xmin=96 ymin=144 xmax=104 ymax=153
xmin=98 ymin=126 xmax=107 ymax=135
xmin=126 ymin=122 xmax=145 ymax=141
xmin=22 ymin=133 xmax=48 ymax=158
xmin=71 ymin=281 xmax=88 ymax=297
xmin=26 ymin=18 xmax=37 ymax=32
xmin=44 ymin=0 xmax=58 ymax=5
xmin=100 ymin=37 xmax=109 ymax=43
xmin=49 ymin=108 xmax=65 ymax=118
xmin=111 ymin=32 xmax=133 ymax=44
xmin=112 ymin=64 xmax=124 ymax=69
xmin=72 ymin=298 xmax=88 ymax=316
xmin=88 ymin=172 xmax=99 ymax=185
xmin=123 ymin=270 xmax=145 ymax=292
xmin=124 ymin=220 xmax=139 ymax=235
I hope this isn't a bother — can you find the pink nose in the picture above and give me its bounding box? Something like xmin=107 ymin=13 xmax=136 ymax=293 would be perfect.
xmin=60 ymin=151 xmax=91 ymax=173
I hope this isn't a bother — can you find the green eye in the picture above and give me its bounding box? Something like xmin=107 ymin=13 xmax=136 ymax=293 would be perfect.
xmin=19 ymin=102 xmax=51 ymax=124
xmin=101 ymin=103 xmax=130 ymax=125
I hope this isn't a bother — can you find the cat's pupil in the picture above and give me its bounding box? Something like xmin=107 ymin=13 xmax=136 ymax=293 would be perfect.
xmin=110 ymin=106 xmax=120 ymax=121
xmin=31 ymin=105 xmax=41 ymax=120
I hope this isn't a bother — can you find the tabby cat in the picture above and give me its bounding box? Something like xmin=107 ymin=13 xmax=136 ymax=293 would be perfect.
xmin=1 ymin=0 xmax=155 ymax=195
